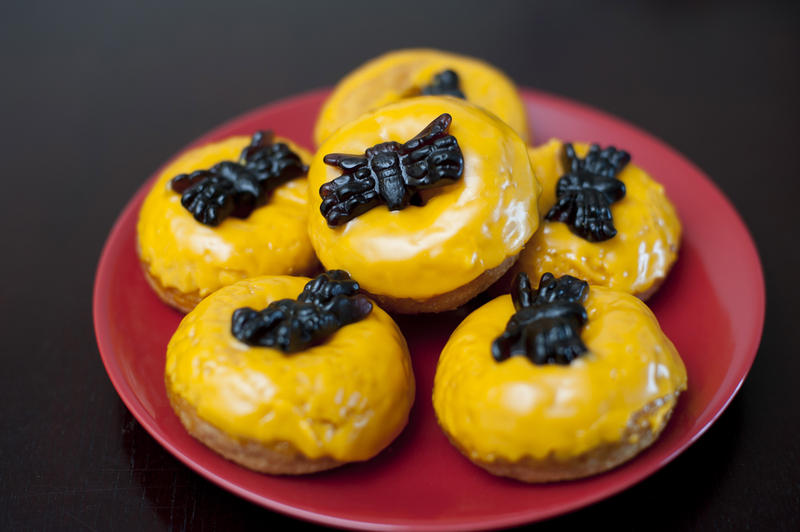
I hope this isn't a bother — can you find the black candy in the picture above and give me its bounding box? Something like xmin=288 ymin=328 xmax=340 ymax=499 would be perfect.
xmin=170 ymin=131 xmax=307 ymax=226
xmin=492 ymin=272 xmax=590 ymax=365
xmin=231 ymin=270 xmax=372 ymax=353
xmin=320 ymin=113 xmax=464 ymax=226
xmin=420 ymin=69 xmax=466 ymax=99
xmin=545 ymin=143 xmax=629 ymax=242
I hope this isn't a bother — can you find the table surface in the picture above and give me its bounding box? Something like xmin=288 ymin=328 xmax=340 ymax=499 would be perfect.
xmin=1 ymin=1 xmax=798 ymax=530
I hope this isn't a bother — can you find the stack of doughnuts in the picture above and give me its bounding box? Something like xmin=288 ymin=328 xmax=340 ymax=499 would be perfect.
xmin=137 ymin=48 xmax=686 ymax=480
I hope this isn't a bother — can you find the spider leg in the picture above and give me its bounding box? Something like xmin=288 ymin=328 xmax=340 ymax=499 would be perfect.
xmin=239 ymin=130 xmax=276 ymax=162
xmin=323 ymin=153 xmax=368 ymax=171
xmin=171 ymin=169 xmax=212 ymax=193
xmin=401 ymin=113 xmax=452 ymax=153
xmin=545 ymin=192 xmax=578 ymax=224
xmin=511 ymin=272 xmax=534 ymax=310
xmin=594 ymin=175 xmax=626 ymax=203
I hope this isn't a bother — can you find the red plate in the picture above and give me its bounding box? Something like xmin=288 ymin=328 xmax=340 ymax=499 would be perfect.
xmin=93 ymin=89 xmax=765 ymax=530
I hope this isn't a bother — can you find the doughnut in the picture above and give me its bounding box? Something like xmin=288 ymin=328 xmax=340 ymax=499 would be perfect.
xmin=314 ymin=48 xmax=529 ymax=146
xmin=433 ymin=272 xmax=687 ymax=482
xmin=306 ymin=96 xmax=540 ymax=314
xmin=514 ymin=140 xmax=681 ymax=299
xmin=165 ymin=272 xmax=415 ymax=474
xmin=137 ymin=133 xmax=318 ymax=313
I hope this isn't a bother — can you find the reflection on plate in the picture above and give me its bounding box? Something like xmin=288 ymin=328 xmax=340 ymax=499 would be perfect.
xmin=93 ymin=89 xmax=765 ymax=531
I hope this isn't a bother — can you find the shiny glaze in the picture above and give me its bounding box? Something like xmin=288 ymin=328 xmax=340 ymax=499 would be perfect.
xmin=313 ymin=48 xmax=529 ymax=146
xmin=517 ymin=140 xmax=682 ymax=296
xmin=307 ymin=97 xmax=540 ymax=300
xmin=166 ymin=276 xmax=415 ymax=461
xmin=137 ymin=136 xmax=317 ymax=299
xmin=433 ymin=286 xmax=687 ymax=462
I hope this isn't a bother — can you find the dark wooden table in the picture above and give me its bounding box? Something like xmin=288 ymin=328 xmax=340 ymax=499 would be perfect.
xmin=2 ymin=1 xmax=798 ymax=530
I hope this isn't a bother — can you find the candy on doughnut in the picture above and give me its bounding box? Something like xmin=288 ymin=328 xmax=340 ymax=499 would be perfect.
xmin=165 ymin=273 xmax=415 ymax=474
xmin=314 ymin=48 xmax=529 ymax=146
xmin=514 ymin=140 xmax=681 ymax=299
xmin=137 ymin=133 xmax=318 ymax=313
xmin=433 ymin=272 xmax=687 ymax=482
xmin=306 ymin=96 xmax=540 ymax=314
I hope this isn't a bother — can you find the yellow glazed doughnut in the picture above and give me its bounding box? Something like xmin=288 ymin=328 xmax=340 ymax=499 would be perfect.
xmin=314 ymin=48 xmax=529 ymax=146
xmin=165 ymin=275 xmax=415 ymax=474
xmin=516 ymin=140 xmax=681 ymax=299
xmin=433 ymin=278 xmax=687 ymax=482
xmin=137 ymin=134 xmax=318 ymax=313
xmin=307 ymin=96 xmax=540 ymax=313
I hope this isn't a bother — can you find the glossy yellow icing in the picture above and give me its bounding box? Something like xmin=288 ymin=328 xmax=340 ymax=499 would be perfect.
xmin=517 ymin=140 xmax=682 ymax=297
xmin=432 ymin=286 xmax=687 ymax=462
xmin=314 ymin=48 xmax=529 ymax=146
xmin=137 ymin=136 xmax=317 ymax=300
xmin=166 ymin=276 xmax=415 ymax=461
xmin=307 ymin=97 xmax=540 ymax=300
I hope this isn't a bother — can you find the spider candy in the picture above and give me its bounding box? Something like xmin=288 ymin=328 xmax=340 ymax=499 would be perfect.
xmin=492 ymin=272 xmax=590 ymax=365
xmin=420 ymin=69 xmax=465 ymax=99
xmin=545 ymin=143 xmax=630 ymax=242
xmin=231 ymin=270 xmax=373 ymax=353
xmin=170 ymin=131 xmax=307 ymax=226
xmin=319 ymin=113 xmax=464 ymax=226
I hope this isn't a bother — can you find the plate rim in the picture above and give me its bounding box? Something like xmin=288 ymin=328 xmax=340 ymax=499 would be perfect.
xmin=93 ymin=86 xmax=766 ymax=531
